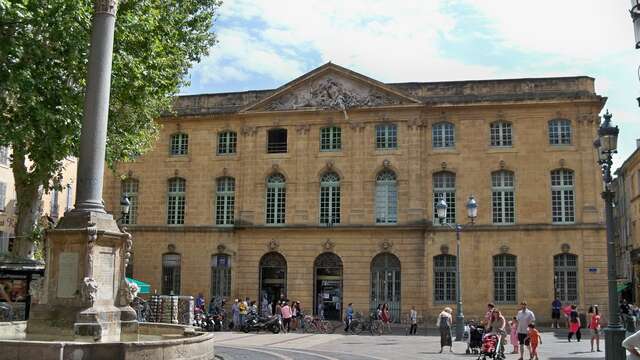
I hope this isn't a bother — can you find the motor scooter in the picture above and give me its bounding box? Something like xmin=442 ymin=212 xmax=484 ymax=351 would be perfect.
xmin=241 ymin=313 xmax=281 ymax=334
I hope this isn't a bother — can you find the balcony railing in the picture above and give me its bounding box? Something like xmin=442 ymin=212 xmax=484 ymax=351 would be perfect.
xmin=267 ymin=142 xmax=287 ymax=153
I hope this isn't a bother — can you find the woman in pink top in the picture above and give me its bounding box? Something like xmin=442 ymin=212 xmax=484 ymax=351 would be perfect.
xmin=509 ymin=317 xmax=519 ymax=354
xmin=588 ymin=305 xmax=601 ymax=352
xmin=281 ymin=301 xmax=293 ymax=333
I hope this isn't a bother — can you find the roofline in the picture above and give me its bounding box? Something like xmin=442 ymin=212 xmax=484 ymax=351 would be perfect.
xmin=388 ymin=75 xmax=594 ymax=86
xmin=177 ymin=88 xmax=274 ymax=98
xmin=616 ymin=146 xmax=640 ymax=175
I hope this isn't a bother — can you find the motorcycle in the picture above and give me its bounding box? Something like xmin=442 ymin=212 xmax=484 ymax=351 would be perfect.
xmin=241 ymin=313 xmax=281 ymax=334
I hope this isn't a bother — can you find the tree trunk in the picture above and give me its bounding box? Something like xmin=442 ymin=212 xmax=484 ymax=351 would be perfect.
xmin=11 ymin=152 xmax=43 ymax=259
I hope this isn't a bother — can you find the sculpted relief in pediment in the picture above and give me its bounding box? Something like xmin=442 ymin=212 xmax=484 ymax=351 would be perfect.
xmin=262 ymin=74 xmax=411 ymax=111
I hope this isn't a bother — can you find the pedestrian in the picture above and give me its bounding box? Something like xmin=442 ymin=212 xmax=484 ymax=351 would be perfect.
xmin=623 ymin=328 xmax=640 ymax=359
xmin=381 ymin=303 xmax=392 ymax=334
xmin=525 ymin=323 xmax=542 ymax=360
xmin=344 ymin=303 xmax=354 ymax=332
xmin=484 ymin=303 xmax=495 ymax=329
xmin=317 ymin=296 xmax=324 ymax=320
xmin=489 ymin=309 xmax=507 ymax=355
xmin=231 ymin=298 xmax=240 ymax=331
xmin=562 ymin=303 xmax=572 ymax=329
xmin=291 ymin=301 xmax=298 ymax=331
xmin=281 ymin=300 xmax=292 ymax=333
xmin=409 ymin=306 xmax=418 ymax=335
xmin=516 ymin=301 xmax=536 ymax=360
xmin=195 ymin=292 xmax=205 ymax=313
xmin=275 ymin=300 xmax=284 ymax=332
xmin=295 ymin=301 xmax=305 ymax=331
xmin=437 ymin=307 xmax=453 ymax=353
xmin=551 ymin=297 xmax=562 ymax=328
xmin=587 ymin=305 xmax=601 ymax=352
xmin=567 ymin=304 xmax=581 ymax=342
xmin=238 ymin=297 xmax=247 ymax=327
xmin=509 ymin=317 xmax=519 ymax=354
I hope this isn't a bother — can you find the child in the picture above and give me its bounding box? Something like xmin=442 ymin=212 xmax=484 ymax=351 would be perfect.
xmin=509 ymin=317 xmax=519 ymax=354
xmin=525 ymin=323 xmax=542 ymax=360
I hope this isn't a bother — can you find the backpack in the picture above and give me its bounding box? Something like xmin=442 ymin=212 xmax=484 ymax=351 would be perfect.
xmin=439 ymin=315 xmax=449 ymax=329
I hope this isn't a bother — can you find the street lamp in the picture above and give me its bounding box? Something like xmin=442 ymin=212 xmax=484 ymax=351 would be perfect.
xmin=118 ymin=195 xmax=130 ymax=225
xmin=437 ymin=195 xmax=478 ymax=341
xmin=594 ymin=110 xmax=625 ymax=360
xmin=631 ymin=0 xmax=640 ymax=49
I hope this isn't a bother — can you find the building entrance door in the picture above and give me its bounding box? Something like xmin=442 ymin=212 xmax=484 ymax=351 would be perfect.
xmin=259 ymin=252 xmax=287 ymax=311
xmin=370 ymin=253 xmax=401 ymax=322
xmin=314 ymin=252 xmax=343 ymax=321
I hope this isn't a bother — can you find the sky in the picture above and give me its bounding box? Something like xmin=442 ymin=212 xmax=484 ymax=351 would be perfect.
xmin=183 ymin=0 xmax=640 ymax=169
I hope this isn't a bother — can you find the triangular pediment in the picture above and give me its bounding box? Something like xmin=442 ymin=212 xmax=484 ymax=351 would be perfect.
xmin=241 ymin=63 xmax=421 ymax=112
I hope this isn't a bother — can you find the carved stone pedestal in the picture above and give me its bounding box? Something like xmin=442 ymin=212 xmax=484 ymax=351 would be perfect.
xmin=26 ymin=210 xmax=137 ymax=342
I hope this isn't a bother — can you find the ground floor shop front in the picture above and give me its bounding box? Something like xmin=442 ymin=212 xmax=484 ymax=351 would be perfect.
xmin=128 ymin=225 xmax=608 ymax=324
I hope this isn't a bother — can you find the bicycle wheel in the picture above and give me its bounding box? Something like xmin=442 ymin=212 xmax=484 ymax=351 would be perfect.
xmin=321 ymin=320 xmax=333 ymax=334
xmin=305 ymin=320 xmax=318 ymax=333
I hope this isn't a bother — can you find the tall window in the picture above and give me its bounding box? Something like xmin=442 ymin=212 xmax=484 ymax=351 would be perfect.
xmin=549 ymin=119 xmax=571 ymax=145
xmin=551 ymin=169 xmax=575 ymax=223
xmin=492 ymin=171 xmax=515 ymax=224
xmin=375 ymin=170 xmax=397 ymax=224
xmin=50 ymin=189 xmax=59 ymax=221
xmin=320 ymin=126 xmax=341 ymax=151
xmin=0 ymin=182 xmax=6 ymax=212
xmin=433 ymin=172 xmax=456 ymax=224
xmin=170 ymin=133 xmax=189 ymax=155
xmin=266 ymin=174 xmax=286 ymax=224
xmin=267 ymin=128 xmax=288 ymax=153
xmin=493 ymin=254 xmax=517 ymax=303
xmin=432 ymin=122 xmax=455 ymax=148
xmin=65 ymin=183 xmax=73 ymax=212
xmin=554 ymin=253 xmax=578 ymax=302
xmin=215 ymin=177 xmax=235 ymax=225
xmin=217 ymin=131 xmax=237 ymax=155
xmin=0 ymin=146 xmax=8 ymax=166
xmin=162 ymin=253 xmax=181 ymax=295
xmin=490 ymin=121 xmax=512 ymax=147
xmin=320 ymin=172 xmax=341 ymax=224
xmin=434 ymin=254 xmax=456 ymax=303
xmin=167 ymin=178 xmax=186 ymax=225
xmin=375 ymin=124 xmax=397 ymax=149
xmin=121 ymin=179 xmax=139 ymax=225
xmin=0 ymin=231 xmax=7 ymax=253
xmin=211 ymin=254 xmax=231 ymax=299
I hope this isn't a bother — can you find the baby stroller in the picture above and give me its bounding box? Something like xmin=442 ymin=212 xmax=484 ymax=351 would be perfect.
xmin=477 ymin=332 xmax=505 ymax=360
xmin=466 ymin=323 xmax=484 ymax=355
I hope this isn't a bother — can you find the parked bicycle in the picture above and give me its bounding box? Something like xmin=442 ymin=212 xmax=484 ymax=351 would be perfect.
xmin=349 ymin=312 xmax=383 ymax=335
xmin=302 ymin=314 xmax=334 ymax=334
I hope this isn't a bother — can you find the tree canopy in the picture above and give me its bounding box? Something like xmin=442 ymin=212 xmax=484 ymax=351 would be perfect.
xmin=0 ymin=0 xmax=221 ymax=256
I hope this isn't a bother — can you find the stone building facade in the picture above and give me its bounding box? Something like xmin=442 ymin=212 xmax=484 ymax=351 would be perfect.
xmin=103 ymin=63 xmax=608 ymax=323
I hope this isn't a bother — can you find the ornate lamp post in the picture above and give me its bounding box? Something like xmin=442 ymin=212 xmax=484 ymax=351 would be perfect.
xmin=594 ymin=110 xmax=625 ymax=360
xmin=436 ymin=195 xmax=478 ymax=341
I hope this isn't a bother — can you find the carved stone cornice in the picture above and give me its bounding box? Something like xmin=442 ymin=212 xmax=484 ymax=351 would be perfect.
xmin=94 ymin=0 xmax=118 ymax=16
xmin=407 ymin=118 xmax=425 ymax=130
xmin=348 ymin=121 xmax=365 ymax=132
xmin=241 ymin=125 xmax=258 ymax=136
xmin=296 ymin=124 xmax=310 ymax=134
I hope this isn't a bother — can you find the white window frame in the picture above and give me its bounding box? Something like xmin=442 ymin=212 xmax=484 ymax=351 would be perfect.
xmin=121 ymin=179 xmax=139 ymax=225
xmin=215 ymin=177 xmax=235 ymax=225
xmin=0 ymin=182 xmax=6 ymax=212
xmin=432 ymin=122 xmax=455 ymax=148
xmin=0 ymin=146 xmax=8 ymax=166
xmin=433 ymin=172 xmax=456 ymax=224
xmin=266 ymin=174 xmax=286 ymax=225
xmin=167 ymin=178 xmax=186 ymax=225
xmin=170 ymin=133 xmax=189 ymax=156
xmin=320 ymin=126 xmax=342 ymax=151
xmin=493 ymin=254 xmax=517 ymax=304
xmin=551 ymin=169 xmax=575 ymax=223
xmin=434 ymin=254 xmax=456 ymax=303
xmin=549 ymin=119 xmax=571 ymax=145
xmin=50 ymin=189 xmax=59 ymax=220
xmin=491 ymin=171 xmax=515 ymax=224
xmin=211 ymin=254 xmax=232 ymax=299
xmin=320 ymin=172 xmax=341 ymax=224
xmin=490 ymin=121 xmax=512 ymax=147
xmin=554 ymin=253 xmax=578 ymax=302
xmin=217 ymin=131 xmax=237 ymax=155
xmin=375 ymin=170 xmax=397 ymax=224
xmin=375 ymin=124 xmax=397 ymax=150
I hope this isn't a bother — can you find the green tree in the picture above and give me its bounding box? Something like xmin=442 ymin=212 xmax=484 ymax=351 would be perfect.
xmin=0 ymin=0 xmax=220 ymax=257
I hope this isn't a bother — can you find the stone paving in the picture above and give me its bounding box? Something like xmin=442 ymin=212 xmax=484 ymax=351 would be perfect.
xmin=213 ymin=328 xmax=609 ymax=360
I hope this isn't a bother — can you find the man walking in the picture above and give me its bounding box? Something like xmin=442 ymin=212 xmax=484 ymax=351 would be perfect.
xmin=516 ymin=301 xmax=536 ymax=360
xmin=344 ymin=303 xmax=354 ymax=332
xmin=409 ymin=306 xmax=418 ymax=335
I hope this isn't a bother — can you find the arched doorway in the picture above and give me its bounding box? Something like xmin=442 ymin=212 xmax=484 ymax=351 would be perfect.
xmin=370 ymin=253 xmax=401 ymax=322
xmin=259 ymin=252 xmax=287 ymax=310
xmin=314 ymin=252 xmax=343 ymax=321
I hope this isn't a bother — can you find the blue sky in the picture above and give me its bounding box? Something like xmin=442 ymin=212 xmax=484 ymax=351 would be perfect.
xmin=183 ymin=0 xmax=640 ymax=168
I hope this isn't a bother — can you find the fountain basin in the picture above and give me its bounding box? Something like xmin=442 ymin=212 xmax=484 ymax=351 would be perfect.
xmin=0 ymin=322 xmax=214 ymax=360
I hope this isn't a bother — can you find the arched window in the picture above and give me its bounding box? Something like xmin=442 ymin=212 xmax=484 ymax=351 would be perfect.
xmin=121 ymin=178 xmax=139 ymax=225
xmin=491 ymin=171 xmax=515 ymax=224
xmin=320 ymin=172 xmax=340 ymax=224
xmin=433 ymin=171 xmax=456 ymax=224
xmin=375 ymin=124 xmax=398 ymax=149
xmin=162 ymin=253 xmax=181 ymax=295
xmin=211 ymin=254 xmax=231 ymax=299
xmin=266 ymin=174 xmax=286 ymax=224
xmin=493 ymin=254 xmax=517 ymax=303
xmin=167 ymin=178 xmax=186 ymax=225
xmin=217 ymin=131 xmax=237 ymax=155
xmin=260 ymin=252 xmax=287 ymax=308
xmin=215 ymin=177 xmax=235 ymax=225
xmin=314 ymin=253 xmax=343 ymax=321
xmin=548 ymin=119 xmax=571 ymax=145
xmin=370 ymin=253 xmax=401 ymax=321
xmin=551 ymin=169 xmax=575 ymax=223
xmin=554 ymin=253 xmax=578 ymax=302
xmin=320 ymin=126 xmax=342 ymax=151
xmin=375 ymin=170 xmax=397 ymax=224
xmin=490 ymin=121 xmax=512 ymax=147
xmin=170 ymin=133 xmax=188 ymax=155
xmin=434 ymin=254 xmax=456 ymax=303
xmin=432 ymin=122 xmax=455 ymax=148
